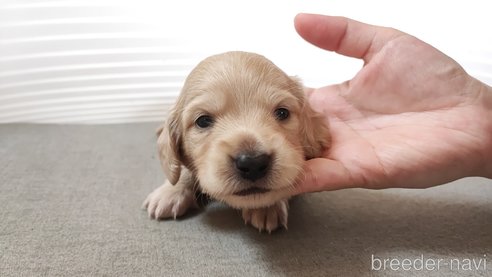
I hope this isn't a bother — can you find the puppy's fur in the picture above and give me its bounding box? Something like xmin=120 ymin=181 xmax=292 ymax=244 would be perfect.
xmin=143 ymin=51 xmax=329 ymax=232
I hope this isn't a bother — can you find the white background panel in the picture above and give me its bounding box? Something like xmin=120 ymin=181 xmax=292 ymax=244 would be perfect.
xmin=0 ymin=0 xmax=490 ymax=123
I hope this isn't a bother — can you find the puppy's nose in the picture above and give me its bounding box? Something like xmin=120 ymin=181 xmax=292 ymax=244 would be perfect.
xmin=234 ymin=153 xmax=271 ymax=181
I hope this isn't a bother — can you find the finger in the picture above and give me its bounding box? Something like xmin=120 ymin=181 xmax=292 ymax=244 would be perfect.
xmin=294 ymin=13 xmax=403 ymax=63
xmin=292 ymin=158 xmax=356 ymax=195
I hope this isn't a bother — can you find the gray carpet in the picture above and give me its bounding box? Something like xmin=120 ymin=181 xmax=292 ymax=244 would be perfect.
xmin=0 ymin=123 xmax=490 ymax=277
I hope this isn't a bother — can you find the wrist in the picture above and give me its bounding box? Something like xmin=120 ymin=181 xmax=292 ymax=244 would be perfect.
xmin=478 ymin=82 xmax=492 ymax=178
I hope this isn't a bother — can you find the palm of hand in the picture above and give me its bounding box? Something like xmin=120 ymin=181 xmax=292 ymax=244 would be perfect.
xmin=307 ymin=35 xmax=485 ymax=189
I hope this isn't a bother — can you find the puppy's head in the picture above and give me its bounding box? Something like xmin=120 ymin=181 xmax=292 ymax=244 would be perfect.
xmin=158 ymin=51 xmax=329 ymax=208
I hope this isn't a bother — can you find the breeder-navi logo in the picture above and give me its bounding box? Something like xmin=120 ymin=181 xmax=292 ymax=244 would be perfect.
xmin=371 ymin=254 xmax=487 ymax=272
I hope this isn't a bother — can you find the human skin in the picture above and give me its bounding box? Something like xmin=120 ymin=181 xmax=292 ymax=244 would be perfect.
xmin=292 ymin=13 xmax=492 ymax=194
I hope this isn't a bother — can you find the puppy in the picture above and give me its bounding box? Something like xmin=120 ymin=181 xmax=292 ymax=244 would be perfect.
xmin=143 ymin=51 xmax=329 ymax=232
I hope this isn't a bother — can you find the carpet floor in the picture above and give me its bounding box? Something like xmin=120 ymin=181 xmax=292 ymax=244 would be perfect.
xmin=1 ymin=123 xmax=490 ymax=276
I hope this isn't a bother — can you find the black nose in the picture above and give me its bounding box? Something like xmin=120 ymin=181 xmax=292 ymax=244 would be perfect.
xmin=234 ymin=153 xmax=271 ymax=181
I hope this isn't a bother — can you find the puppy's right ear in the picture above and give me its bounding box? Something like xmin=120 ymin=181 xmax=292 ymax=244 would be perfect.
xmin=156 ymin=108 xmax=182 ymax=185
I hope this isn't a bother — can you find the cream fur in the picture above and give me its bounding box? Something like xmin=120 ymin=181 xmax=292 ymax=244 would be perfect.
xmin=144 ymin=51 xmax=329 ymax=232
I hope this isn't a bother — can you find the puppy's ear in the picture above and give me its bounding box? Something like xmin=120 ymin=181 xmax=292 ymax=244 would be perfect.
xmin=156 ymin=108 xmax=183 ymax=185
xmin=300 ymin=102 xmax=330 ymax=159
xmin=290 ymin=77 xmax=330 ymax=159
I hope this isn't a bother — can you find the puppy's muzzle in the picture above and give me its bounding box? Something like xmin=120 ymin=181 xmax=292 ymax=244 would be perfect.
xmin=234 ymin=152 xmax=271 ymax=181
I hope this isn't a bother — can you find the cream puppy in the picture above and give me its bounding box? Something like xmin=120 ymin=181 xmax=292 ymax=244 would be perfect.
xmin=143 ymin=51 xmax=329 ymax=232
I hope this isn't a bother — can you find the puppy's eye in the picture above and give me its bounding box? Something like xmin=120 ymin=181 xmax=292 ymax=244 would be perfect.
xmin=195 ymin=115 xmax=214 ymax=128
xmin=274 ymin=108 xmax=290 ymax=121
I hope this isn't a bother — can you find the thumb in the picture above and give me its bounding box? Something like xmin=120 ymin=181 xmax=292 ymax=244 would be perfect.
xmin=293 ymin=158 xmax=355 ymax=195
xmin=294 ymin=13 xmax=403 ymax=63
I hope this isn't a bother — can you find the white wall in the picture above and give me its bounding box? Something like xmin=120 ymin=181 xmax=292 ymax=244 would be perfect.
xmin=0 ymin=0 xmax=490 ymax=123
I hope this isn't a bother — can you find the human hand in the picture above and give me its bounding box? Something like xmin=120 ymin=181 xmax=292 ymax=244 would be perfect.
xmin=293 ymin=13 xmax=492 ymax=193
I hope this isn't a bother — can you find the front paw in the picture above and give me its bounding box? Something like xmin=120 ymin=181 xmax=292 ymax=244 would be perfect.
xmin=143 ymin=181 xmax=197 ymax=220
xmin=241 ymin=200 xmax=288 ymax=233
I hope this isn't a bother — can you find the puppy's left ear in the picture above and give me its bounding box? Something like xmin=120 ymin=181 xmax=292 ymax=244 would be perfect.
xmin=290 ymin=77 xmax=330 ymax=159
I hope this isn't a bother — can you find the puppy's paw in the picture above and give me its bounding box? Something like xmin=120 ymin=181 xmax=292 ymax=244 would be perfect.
xmin=143 ymin=181 xmax=197 ymax=220
xmin=241 ymin=200 xmax=288 ymax=233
